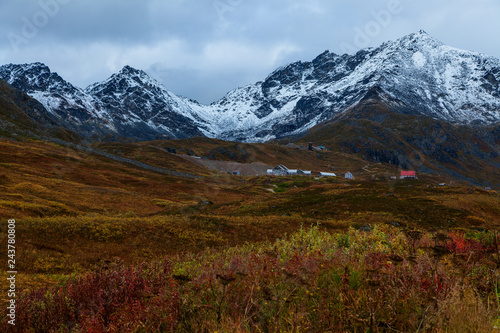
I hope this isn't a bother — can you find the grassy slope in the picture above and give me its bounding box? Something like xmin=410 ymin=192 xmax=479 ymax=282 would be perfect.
xmin=0 ymin=139 xmax=500 ymax=331
xmin=1 ymin=81 xmax=500 ymax=331
xmin=0 ymin=138 xmax=499 ymax=297
xmin=6 ymin=224 xmax=500 ymax=332
xmin=96 ymin=137 xmax=401 ymax=177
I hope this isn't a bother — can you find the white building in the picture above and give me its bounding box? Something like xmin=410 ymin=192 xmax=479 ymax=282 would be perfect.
xmin=268 ymin=165 xmax=312 ymax=176
xmin=269 ymin=165 xmax=289 ymax=176
xmin=319 ymin=172 xmax=336 ymax=177
xmin=345 ymin=172 xmax=354 ymax=180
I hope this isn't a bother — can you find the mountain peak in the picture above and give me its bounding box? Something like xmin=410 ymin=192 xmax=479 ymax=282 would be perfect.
xmin=27 ymin=61 xmax=50 ymax=69
xmin=394 ymin=30 xmax=444 ymax=49
xmin=1 ymin=31 xmax=499 ymax=145
xmin=119 ymin=65 xmax=144 ymax=76
xmin=404 ymin=29 xmax=431 ymax=39
xmin=114 ymin=65 xmax=162 ymax=88
xmin=0 ymin=62 xmax=51 ymax=76
xmin=312 ymin=50 xmax=340 ymax=64
xmin=0 ymin=62 xmax=77 ymax=94
xmin=86 ymin=65 xmax=161 ymax=95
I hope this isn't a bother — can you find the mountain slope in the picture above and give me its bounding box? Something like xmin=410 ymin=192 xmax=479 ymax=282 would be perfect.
xmin=296 ymin=99 xmax=500 ymax=186
xmin=0 ymin=79 xmax=80 ymax=142
xmin=0 ymin=64 xmax=211 ymax=141
xmin=85 ymin=65 xmax=212 ymax=140
xmin=0 ymin=31 xmax=499 ymax=145
xmin=210 ymin=30 xmax=500 ymax=141
xmin=0 ymin=63 xmax=116 ymax=140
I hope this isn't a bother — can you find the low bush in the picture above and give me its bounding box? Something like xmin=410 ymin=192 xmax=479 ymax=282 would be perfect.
xmin=4 ymin=225 xmax=500 ymax=332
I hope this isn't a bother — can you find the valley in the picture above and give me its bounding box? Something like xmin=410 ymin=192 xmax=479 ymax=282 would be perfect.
xmin=0 ymin=30 xmax=499 ymax=331
xmin=0 ymin=137 xmax=499 ymax=331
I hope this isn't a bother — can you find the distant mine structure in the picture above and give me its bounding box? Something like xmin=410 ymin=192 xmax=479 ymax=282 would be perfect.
xmin=267 ymin=165 xmax=336 ymax=178
xmin=267 ymin=165 xmax=289 ymax=176
xmin=318 ymin=172 xmax=336 ymax=177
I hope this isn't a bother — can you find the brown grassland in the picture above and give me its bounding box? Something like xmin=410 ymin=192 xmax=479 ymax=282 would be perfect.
xmin=1 ymin=138 xmax=500 ymax=332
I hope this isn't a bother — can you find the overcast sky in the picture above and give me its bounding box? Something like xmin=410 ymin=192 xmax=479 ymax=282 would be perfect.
xmin=1 ymin=0 xmax=499 ymax=104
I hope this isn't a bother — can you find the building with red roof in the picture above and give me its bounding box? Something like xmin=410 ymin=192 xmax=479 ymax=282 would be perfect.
xmin=400 ymin=171 xmax=416 ymax=179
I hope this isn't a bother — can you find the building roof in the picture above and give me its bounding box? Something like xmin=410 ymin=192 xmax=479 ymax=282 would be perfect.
xmin=273 ymin=165 xmax=288 ymax=171
xmin=401 ymin=171 xmax=416 ymax=176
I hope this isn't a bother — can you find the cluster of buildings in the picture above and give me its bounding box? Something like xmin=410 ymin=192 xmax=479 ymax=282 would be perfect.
xmin=266 ymin=165 xmax=354 ymax=179
xmin=266 ymin=165 xmax=419 ymax=181
xmin=267 ymin=165 xmax=312 ymax=176
xmin=263 ymin=166 xmax=494 ymax=191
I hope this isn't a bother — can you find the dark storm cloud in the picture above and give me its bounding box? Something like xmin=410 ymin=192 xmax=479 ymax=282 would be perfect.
xmin=1 ymin=0 xmax=499 ymax=104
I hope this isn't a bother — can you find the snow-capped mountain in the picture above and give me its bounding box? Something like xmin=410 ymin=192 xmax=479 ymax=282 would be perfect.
xmin=1 ymin=31 xmax=499 ymax=143
xmin=0 ymin=63 xmax=210 ymax=140
xmin=0 ymin=62 xmax=115 ymax=138
xmin=209 ymin=30 xmax=500 ymax=141
xmin=84 ymin=65 xmax=211 ymax=139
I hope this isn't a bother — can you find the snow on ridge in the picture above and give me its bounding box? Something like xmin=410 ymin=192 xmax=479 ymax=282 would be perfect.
xmin=206 ymin=31 xmax=500 ymax=141
xmin=1 ymin=31 xmax=499 ymax=142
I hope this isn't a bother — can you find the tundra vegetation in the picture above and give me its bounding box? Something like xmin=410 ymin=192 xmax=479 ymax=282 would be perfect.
xmin=0 ymin=138 xmax=499 ymax=332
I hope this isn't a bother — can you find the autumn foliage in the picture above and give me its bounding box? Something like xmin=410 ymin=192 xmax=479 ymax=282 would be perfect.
xmin=4 ymin=225 xmax=500 ymax=332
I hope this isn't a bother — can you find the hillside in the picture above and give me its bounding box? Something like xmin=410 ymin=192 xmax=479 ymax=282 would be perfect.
xmin=1 ymin=137 xmax=498 ymax=271
xmin=293 ymin=100 xmax=500 ymax=187
xmin=0 ymin=134 xmax=500 ymax=332
xmin=0 ymin=136 xmax=499 ymax=331
xmin=95 ymin=137 xmax=379 ymax=176
xmin=0 ymin=80 xmax=79 ymax=142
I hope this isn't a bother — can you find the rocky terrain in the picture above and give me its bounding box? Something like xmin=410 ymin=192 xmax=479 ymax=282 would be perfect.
xmin=1 ymin=31 xmax=499 ymax=142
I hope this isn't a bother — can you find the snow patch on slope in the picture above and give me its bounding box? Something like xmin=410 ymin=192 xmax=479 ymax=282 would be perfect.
xmin=412 ymin=52 xmax=426 ymax=68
